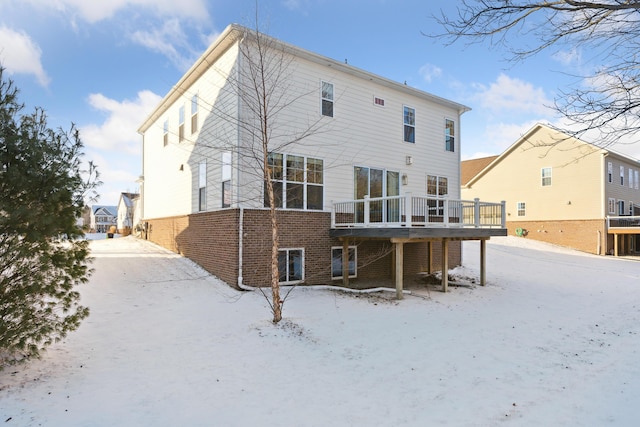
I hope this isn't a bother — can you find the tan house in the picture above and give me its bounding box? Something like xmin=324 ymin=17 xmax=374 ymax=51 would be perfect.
xmin=462 ymin=123 xmax=640 ymax=256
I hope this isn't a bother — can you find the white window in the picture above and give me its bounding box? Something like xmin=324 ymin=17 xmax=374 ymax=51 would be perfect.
xmin=620 ymin=166 xmax=625 ymax=186
xmin=517 ymin=202 xmax=526 ymax=217
xmin=630 ymin=202 xmax=635 ymax=216
xmin=630 ymin=169 xmax=634 ymax=189
xmin=278 ymin=248 xmax=304 ymax=284
xmin=618 ymin=200 xmax=625 ymax=215
xmin=608 ymin=198 xmax=616 ymax=214
xmin=178 ymin=105 xmax=185 ymax=142
xmin=265 ymin=153 xmax=323 ymax=210
xmin=198 ymin=161 xmax=206 ymax=211
xmin=403 ymin=106 xmax=415 ymax=143
xmin=445 ymin=119 xmax=455 ymax=152
xmin=541 ymin=167 xmax=552 ymax=186
xmin=427 ymin=175 xmax=448 ymax=216
xmin=222 ymin=152 xmax=231 ymax=208
xmin=607 ymin=162 xmax=613 ymax=183
xmin=635 ymin=170 xmax=639 ymax=190
xmin=163 ymin=119 xmax=169 ymax=146
xmin=191 ymin=94 xmax=198 ymax=134
xmin=331 ymin=246 xmax=357 ymax=280
xmin=321 ymin=81 xmax=334 ymax=117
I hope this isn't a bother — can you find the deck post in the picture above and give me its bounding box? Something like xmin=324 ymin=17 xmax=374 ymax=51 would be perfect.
xmin=404 ymin=193 xmax=412 ymax=227
xmin=395 ymin=242 xmax=404 ymax=300
xmin=364 ymin=195 xmax=370 ymax=226
xmin=614 ymin=233 xmax=619 ymax=257
xmin=474 ymin=198 xmax=480 ymax=228
xmin=342 ymin=238 xmax=350 ymax=287
xmin=442 ymin=238 xmax=449 ymax=292
xmin=480 ymin=239 xmax=486 ymax=286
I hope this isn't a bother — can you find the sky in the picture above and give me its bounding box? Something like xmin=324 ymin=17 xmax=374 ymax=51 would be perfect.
xmin=2 ymin=235 xmax=640 ymax=425
xmin=2 ymin=0 xmax=639 ymax=205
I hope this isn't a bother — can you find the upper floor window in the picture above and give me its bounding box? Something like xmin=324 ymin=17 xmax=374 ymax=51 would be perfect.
xmin=635 ymin=170 xmax=639 ymax=190
xmin=445 ymin=119 xmax=455 ymax=152
xmin=222 ymin=152 xmax=232 ymax=208
xmin=620 ymin=166 xmax=624 ymax=186
xmin=618 ymin=200 xmax=625 ymax=215
xmin=191 ymin=94 xmax=198 ymax=134
xmin=403 ymin=106 xmax=415 ymax=143
xmin=608 ymin=198 xmax=616 ymax=214
xmin=265 ymin=153 xmax=324 ymax=210
xmin=163 ymin=119 xmax=169 ymax=146
xmin=321 ymin=81 xmax=334 ymax=117
xmin=541 ymin=167 xmax=552 ymax=186
xmin=517 ymin=202 xmax=526 ymax=217
xmin=178 ymin=105 xmax=185 ymax=142
xmin=608 ymin=162 xmax=613 ymax=183
xmin=629 ymin=169 xmax=633 ymax=189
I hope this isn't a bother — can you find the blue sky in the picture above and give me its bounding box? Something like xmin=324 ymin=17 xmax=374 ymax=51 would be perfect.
xmin=2 ymin=0 xmax=638 ymax=205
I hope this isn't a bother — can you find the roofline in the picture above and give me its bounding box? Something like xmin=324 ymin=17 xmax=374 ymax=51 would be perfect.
xmin=138 ymin=23 xmax=470 ymax=134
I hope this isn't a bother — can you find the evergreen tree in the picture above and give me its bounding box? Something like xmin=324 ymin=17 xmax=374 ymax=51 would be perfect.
xmin=0 ymin=67 xmax=100 ymax=367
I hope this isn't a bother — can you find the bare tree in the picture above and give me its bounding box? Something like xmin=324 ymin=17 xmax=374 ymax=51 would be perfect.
xmin=432 ymin=0 xmax=640 ymax=146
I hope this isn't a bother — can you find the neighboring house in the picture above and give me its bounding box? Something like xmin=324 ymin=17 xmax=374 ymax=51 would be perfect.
xmin=462 ymin=123 xmax=640 ymax=256
xmin=138 ymin=24 xmax=506 ymax=293
xmin=90 ymin=205 xmax=117 ymax=233
xmin=117 ymin=192 xmax=139 ymax=234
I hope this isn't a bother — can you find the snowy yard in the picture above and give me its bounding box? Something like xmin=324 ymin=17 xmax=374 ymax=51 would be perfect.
xmin=1 ymin=235 xmax=640 ymax=426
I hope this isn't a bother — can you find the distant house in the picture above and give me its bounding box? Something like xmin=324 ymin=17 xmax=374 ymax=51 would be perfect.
xmin=462 ymin=123 xmax=640 ymax=256
xmin=138 ymin=24 xmax=506 ymax=294
xmin=90 ymin=205 xmax=117 ymax=233
xmin=117 ymin=192 xmax=139 ymax=234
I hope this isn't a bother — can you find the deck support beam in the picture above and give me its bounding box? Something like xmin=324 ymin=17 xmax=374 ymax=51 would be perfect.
xmin=480 ymin=239 xmax=486 ymax=286
xmin=442 ymin=238 xmax=449 ymax=292
xmin=395 ymin=242 xmax=404 ymax=300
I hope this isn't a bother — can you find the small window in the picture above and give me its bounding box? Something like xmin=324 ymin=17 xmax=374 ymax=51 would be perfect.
xmin=517 ymin=202 xmax=526 ymax=217
xmin=321 ymin=81 xmax=334 ymax=117
xmin=179 ymin=105 xmax=185 ymax=142
xmin=608 ymin=162 xmax=613 ymax=183
xmin=608 ymin=198 xmax=616 ymax=214
xmin=163 ymin=120 xmax=169 ymax=146
xmin=374 ymin=96 xmax=385 ymax=107
xmin=403 ymin=106 xmax=415 ymax=143
xmin=198 ymin=161 xmax=206 ymax=211
xmin=331 ymin=246 xmax=357 ymax=279
xmin=222 ymin=152 xmax=231 ymax=208
xmin=541 ymin=167 xmax=552 ymax=186
xmin=618 ymin=200 xmax=625 ymax=215
xmin=278 ymin=248 xmax=304 ymax=283
xmin=445 ymin=119 xmax=455 ymax=152
xmin=635 ymin=170 xmax=639 ymax=190
xmin=629 ymin=169 xmax=633 ymax=188
xmin=620 ymin=166 xmax=624 ymax=186
xmin=191 ymin=94 xmax=198 ymax=134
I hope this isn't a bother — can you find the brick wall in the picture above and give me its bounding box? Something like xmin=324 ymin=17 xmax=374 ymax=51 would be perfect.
xmin=146 ymin=208 xmax=463 ymax=289
xmin=507 ymin=219 xmax=607 ymax=254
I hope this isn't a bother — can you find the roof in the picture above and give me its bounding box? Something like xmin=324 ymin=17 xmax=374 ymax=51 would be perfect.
xmin=138 ymin=24 xmax=470 ymax=133
xmin=120 ymin=192 xmax=140 ymax=207
xmin=92 ymin=205 xmax=117 ymax=216
xmin=461 ymin=156 xmax=498 ymax=186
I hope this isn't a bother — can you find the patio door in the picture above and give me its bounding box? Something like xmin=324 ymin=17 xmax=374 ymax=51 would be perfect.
xmin=354 ymin=167 xmax=399 ymax=223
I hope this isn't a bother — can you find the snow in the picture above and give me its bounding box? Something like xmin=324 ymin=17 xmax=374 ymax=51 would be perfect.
xmin=2 ymin=235 xmax=640 ymax=426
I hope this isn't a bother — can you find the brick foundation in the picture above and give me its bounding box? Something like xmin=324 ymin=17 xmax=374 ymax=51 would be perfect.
xmin=507 ymin=219 xmax=607 ymax=255
xmin=145 ymin=208 xmax=461 ymax=289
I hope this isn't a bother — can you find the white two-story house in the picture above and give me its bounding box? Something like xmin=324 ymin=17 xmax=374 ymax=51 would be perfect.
xmin=138 ymin=24 xmax=506 ymax=294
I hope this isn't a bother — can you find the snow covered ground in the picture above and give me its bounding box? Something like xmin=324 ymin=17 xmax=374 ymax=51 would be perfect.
xmin=1 ymin=235 xmax=640 ymax=426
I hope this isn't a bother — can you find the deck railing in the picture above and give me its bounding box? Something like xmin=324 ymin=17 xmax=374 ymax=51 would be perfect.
xmin=331 ymin=194 xmax=506 ymax=229
xmin=607 ymin=216 xmax=640 ymax=229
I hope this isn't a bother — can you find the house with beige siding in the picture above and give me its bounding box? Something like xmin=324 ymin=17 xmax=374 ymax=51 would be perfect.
xmin=462 ymin=123 xmax=640 ymax=256
xmin=138 ymin=24 xmax=506 ymax=294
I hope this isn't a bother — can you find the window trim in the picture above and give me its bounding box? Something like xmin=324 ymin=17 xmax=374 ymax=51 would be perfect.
xmin=198 ymin=161 xmax=206 ymax=212
xmin=278 ymin=248 xmax=304 ymax=284
xmin=178 ymin=105 xmax=185 ymax=142
xmin=321 ymin=80 xmax=334 ymax=117
xmin=608 ymin=162 xmax=613 ymax=183
xmin=163 ymin=119 xmax=169 ymax=147
xmin=541 ymin=167 xmax=552 ymax=187
xmin=191 ymin=94 xmax=198 ymax=134
xmin=608 ymin=198 xmax=616 ymax=215
xmin=517 ymin=201 xmax=526 ymax=217
xmin=445 ymin=118 xmax=455 ymax=152
xmin=620 ymin=165 xmax=624 ymax=186
xmin=403 ymin=105 xmax=416 ymax=143
xmin=265 ymin=153 xmax=324 ymax=211
xmin=331 ymin=246 xmax=357 ymax=280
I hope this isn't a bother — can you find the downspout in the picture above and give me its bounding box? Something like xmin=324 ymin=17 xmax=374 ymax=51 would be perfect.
xmin=238 ymin=207 xmax=244 ymax=288
xmin=237 ymin=34 xmax=245 ymax=289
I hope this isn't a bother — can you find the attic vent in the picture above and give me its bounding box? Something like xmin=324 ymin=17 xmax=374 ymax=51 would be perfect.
xmin=374 ymin=96 xmax=385 ymax=107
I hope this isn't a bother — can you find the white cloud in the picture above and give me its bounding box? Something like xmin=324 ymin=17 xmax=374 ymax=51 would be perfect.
xmin=0 ymin=26 xmax=50 ymax=86
xmin=419 ymin=63 xmax=442 ymax=83
xmin=81 ymin=90 xmax=162 ymax=155
xmin=552 ymin=48 xmax=582 ymax=67
xmin=37 ymin=0 xmax=209 ymax=23
xmin=472 ymin=73 xmax=552 ymax=116
xmin=130 ymin=19 xmax=199 ymax=70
